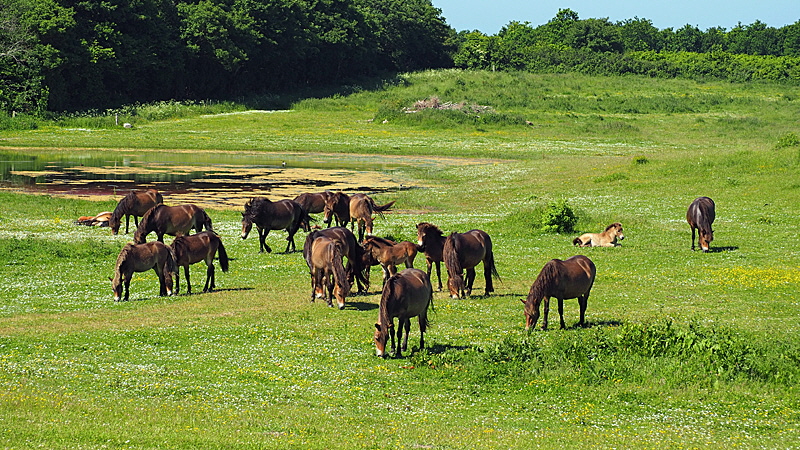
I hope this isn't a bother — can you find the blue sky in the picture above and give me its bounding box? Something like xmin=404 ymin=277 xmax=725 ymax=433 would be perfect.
xmin=430 ymin=0 xmax=800 ymax=34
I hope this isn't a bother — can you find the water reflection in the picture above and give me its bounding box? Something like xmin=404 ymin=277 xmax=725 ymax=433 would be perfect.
xmin=0 ymin=150 xmax=405 ymax=209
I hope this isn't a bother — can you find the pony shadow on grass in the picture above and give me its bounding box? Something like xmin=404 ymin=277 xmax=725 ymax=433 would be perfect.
xmin=342 ymin=301 xmax=378 ymax=311
xmin=708 ymin=246 xmax=739 ymax=253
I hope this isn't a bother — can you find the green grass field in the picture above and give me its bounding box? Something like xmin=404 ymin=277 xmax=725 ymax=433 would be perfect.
xmin=1 ymin=71 xmax=799 ymax=449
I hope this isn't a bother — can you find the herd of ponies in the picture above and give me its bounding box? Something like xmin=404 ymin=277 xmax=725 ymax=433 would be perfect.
xmin=79 ymin=188 xmax=716 ymax=358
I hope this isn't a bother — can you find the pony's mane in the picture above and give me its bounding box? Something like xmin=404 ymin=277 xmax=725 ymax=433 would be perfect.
xmin=378 ymin=276 xmax=397 ymax=333
xmin=605 ymin=222 xmax=622 ymax=232
xmin=170 ymin=234 xmax=190 ymax=257
xmin=111 ymin=191 xmax=137 ymax=220
xmin=418 ymin=222 xmax=443 ymax=238
xmin=528 ymin=260 xmax=559 ymax=302
xmin=365 ymin=236 xmax=394 ymax=247
xmin=114 ymin=243 xmax=135 ymax=271
xmin=138 ymin=203 xmax=165 ymax=225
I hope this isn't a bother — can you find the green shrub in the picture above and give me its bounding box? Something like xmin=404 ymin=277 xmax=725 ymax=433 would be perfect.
xmin=775 ymin=132 xmax=800 ymax=149
xmin=539 ymin=200 xmax=578 ymax=233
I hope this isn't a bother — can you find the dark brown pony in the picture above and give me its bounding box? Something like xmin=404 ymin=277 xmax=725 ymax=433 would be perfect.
xmin=109 ymin=189 xmax=163 ymax=235
xmin=522 ymin=255 xmax=596 ymax=331
xmin=322 ymin=191 xmax=350 ymax=227
xmin=134 ymin=204 xmax=213 ymax=244
xmin=110 ymin=241 xmax=176 ymax=301
xmin=573 ymin=222 xmax=625 ymax=247
xmin=170 ymin=231 xmax=229 ymax=294
xmin=303 ymin=227 xmax=369 ymax=293
xmin=416 ymin=222 xmax=447 ymax=291
xmin=687 ymin=196 xmax=715 ymax=252
xmin=362 ymin=236 xmax=417 ymax=286
xmin=349 ymin=193 xmax=395 ymax=242
xmin=373 ymin=268 xmax=432 ymax=358
xmin=305 ymin=235 xmax=350 ymax=309
xmin=442 ymin=229 xmax=500 ymax=299
xmin=240 ymin=197 xmax=311 ymax=253
xmin=294 ymin=191 xmax=332 ymax=215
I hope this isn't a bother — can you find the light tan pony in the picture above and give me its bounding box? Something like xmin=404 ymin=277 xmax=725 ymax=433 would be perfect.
xmin=573 ymin=223 xmax=625 ymax=247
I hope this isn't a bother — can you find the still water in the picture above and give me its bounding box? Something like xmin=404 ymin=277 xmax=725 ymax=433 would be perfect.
xmin=0 ymin=149 xmax=406 ymax=210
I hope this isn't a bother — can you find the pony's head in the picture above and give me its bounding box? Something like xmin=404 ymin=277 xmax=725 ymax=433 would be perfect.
xmin=240 ymin=212 xmax=255 ymax=239
xmin=373 ymin=322 xmax=392 ymax=357
xmin=108 ymin=213 xmax=122 ymax=235
xmin=447 ymin=273 xmax=464 ymax=299
xmin=322 ymin=196 xmax=337 ymax=225
xmin=698 ymin=226 xmax=714 ymax=252
xmin=416 ymin=222 xmax=442 ymax=249
xmin=607 ymin=222 xmax=625 ymax=241
xmin=110 ymin=275 xmax=123 ymax=301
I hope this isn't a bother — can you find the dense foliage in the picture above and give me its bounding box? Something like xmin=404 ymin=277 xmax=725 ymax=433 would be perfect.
xmin=452 ymin=9 xmax=800 ymax=83
xmin=0 ymin=0 xmax=456 ymax=112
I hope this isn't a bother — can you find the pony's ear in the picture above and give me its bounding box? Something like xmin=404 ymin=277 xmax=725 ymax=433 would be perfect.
xmin=108 ymin=277 xmax=113 ymax=282
xmin=374 ymin=323 xmax=381 ymax=330
xmin=520 ymin=299 xmax=526 ymax=304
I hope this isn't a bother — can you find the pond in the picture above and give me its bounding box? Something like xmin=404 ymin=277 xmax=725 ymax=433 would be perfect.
xmin=0 ymin=149 xmax=416 ymax=210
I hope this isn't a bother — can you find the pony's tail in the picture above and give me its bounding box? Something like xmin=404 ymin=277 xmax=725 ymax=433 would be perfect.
xmin=443 ymin=233 xmax=461 ymax=276
xmin=217 ymin=238 xmax=229 ymax=272
xmin=202 ymin=209 xmax=214 ymax=232
xmin=486 ymin=249 xmax=501 ymax=282
xmin=165 ymin=245 xmax=178 ymax=276
xmin=372 ymin=200 xmax=395 ymax=220
xmin=331 ymin=242 xmax=350 ymax=297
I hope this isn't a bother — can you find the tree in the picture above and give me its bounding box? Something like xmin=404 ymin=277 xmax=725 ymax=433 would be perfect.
xmin=618 ymin=17 xmax=663 ymax=52
xmin=565 ymin=17 xmax=623 ymax=53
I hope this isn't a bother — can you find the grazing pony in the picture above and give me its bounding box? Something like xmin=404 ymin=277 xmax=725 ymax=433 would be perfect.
xmin=303 ymin=227 xmax=369 ymax=293
xmin=305 ymin=235 xmax=350 ymax=309
xmin=294 ymin=191 xmax=332 ymax=215
xmin=373 ymin=268 xmax=432 ymax=358
xmin=522 ymin=255 xmax=596 ymax=331
xmin=687 ymin=196 xmax=715 ymax=252
xmin=134 ymin=204 xmax=213 ymax=244
xmin=240 ymin=197 xmax=311 ymax=253
xmin=348 ymin=193 xmax=395 ymax=242
xmin=573 ymin=223 xmax=625 ymax=247
xmin=443 ymin=229 xmax=500 ymax=299
xmin=361 ymin=236 xmax=417 ymax=286
xmin=170 ymin=231 xmax=229 ymax=294
xmin=109 ymin=189 xmax=163 ymax=235
xmin=416 ymin=222 xmax=447 ymax=291
xmin=322 ymin=191 xmax=351 ymax=227
xmin=110 ymin=241 xmax=176 ymax=301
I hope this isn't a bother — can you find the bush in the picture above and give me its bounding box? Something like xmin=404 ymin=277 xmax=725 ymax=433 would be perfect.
xmin=775 ymin=132 xmax=800 ymax=149
xmin=539 ymin=200 xmax=578 ymax=233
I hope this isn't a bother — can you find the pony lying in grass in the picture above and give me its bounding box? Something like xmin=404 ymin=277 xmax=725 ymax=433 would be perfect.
xmin=573 ymin=222 xmax=625 ymax=247
xmin=76 ymin=211 xmax=112 ymax=227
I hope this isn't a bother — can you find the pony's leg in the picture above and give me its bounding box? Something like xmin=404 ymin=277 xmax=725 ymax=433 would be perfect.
xmin=395 ymin=320 xmax=405 ymax=358
xmin=690 ymin=226 xmax=696 ymax=251
xmin=381 ymin=265 xmax=390 ymax=286
xmin=123 ymin=275 xmax=131 ymax=301
xmin=434 ymin=261 xmax=442 ymax=291
xmin=284 ymin=229 xmax=296 ymax=253
xmin=184 ymin=265 xmax=192 ymax=294
xmin=125 ymin=215 xmax=130 ymax=234
xmin=558 ymin=298 xmax=566 ymax=329
xmin=389 ymin=322 xmax=396 ymax=356
xmin=401 ymin=319 xmax=411 ymax=352
xmin=259 ymin=228 xmax=272 ymax=253
xmin=483 ymin=261 xmax=494 ymax=295
xmin=578 ymin=295 xmax=588 ymax=327
xmin=542 ymin=297 xmax=550 ymax=330
xmin=418 ymin=315 xmax=426 ymax=350
xmin=204 ymin=264 xmax=215 ymax=292
xmin=465 ymin=268 xmax=476 ymax=297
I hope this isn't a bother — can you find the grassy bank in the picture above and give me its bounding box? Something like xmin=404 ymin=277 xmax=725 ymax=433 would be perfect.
xmin=1 ymin=70 xmax=799 ymax=448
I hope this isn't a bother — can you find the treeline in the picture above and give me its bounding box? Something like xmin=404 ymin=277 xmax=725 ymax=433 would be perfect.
xmin=3 ymin=3 xmax=800 ymax=115
xmin=452 ymin=9 xmax=800 ymax=82
xmin=0 ymin=0 xmax=455 ymax=112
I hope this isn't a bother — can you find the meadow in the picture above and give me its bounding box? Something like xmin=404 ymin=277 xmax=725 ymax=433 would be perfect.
xmin=1 ymin=71 xmax=799 ymax=449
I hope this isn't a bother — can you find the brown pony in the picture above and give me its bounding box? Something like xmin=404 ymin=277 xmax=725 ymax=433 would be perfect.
xmin=134 ymin=204 xmax=213 ymax=244
xmin=373 ymin=268 xmax=432 ymax=358
xmin=416 ymin=222 xmax=447 ymax=291
xmin=306 ymin=235 xmax=351 ymax=309
xmin=322 ymin=191 xmax=350 ymax=227
xmin=362 ymin=236 xmax=417 ymax=286
xmin=573 ymin=223 xmax=625 ymax=247
xmin=303 ymin=227 xmax=369 ymax=293
xmin=687 ymin=196 xmax=715 ymax=252
xmin=240 ymin=197 xmax=311 ymax=253
xmin=110 ymin=241 xmax=176 ymax=301
xmin=443 ymin=229 xmax=500 ymax=299
xmin=349 ymin=193 xmax=395 ymax=242
xmin=294 ymin=191 xmax=332 ymax=215
xmin=109 ymin=189 xmax=163 ymax=235
xmin=522 ymin=255 xmax=596 ymax=331
xmin=170 ymin=231 xmax=229 ymax=294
